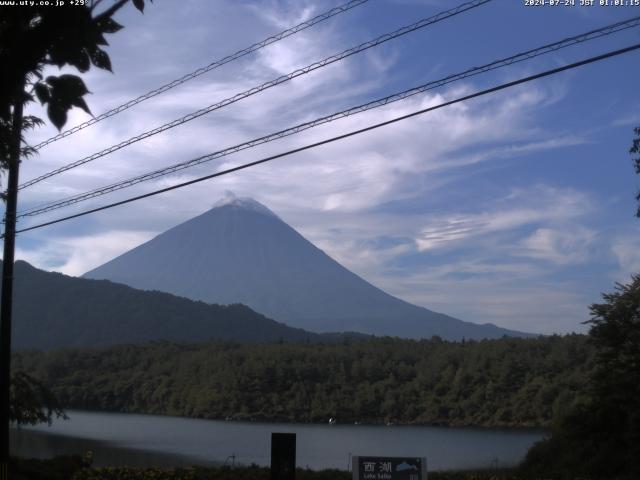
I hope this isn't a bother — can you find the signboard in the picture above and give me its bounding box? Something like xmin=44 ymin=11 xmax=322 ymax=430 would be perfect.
xmin=352 ymin=456 xmax=427 ymax=480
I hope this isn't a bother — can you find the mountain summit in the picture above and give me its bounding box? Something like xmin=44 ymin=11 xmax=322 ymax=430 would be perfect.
xmin=84 ymin=193 xmax=530 ymax=340
xmin=212 ymin=191 xmax=280 ymax=218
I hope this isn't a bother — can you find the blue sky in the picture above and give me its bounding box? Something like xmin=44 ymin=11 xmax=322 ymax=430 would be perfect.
xmin=9 ymin=0 xmax=640 ymax=334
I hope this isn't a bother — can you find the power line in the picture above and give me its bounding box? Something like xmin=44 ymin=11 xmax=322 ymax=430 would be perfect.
xmin=31 ymin=0 xmax=370 ymax=151
xmin=11 ymin=42 xmax=640 ymax=237
xmin=17 ymin=14 xmax=640 ymax=218
xmin=18 ymin=0 xmax=492 ymax=190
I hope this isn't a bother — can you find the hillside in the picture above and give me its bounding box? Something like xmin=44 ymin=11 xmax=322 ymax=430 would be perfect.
xmin=3 ymin=260 xmax=327 ymax=350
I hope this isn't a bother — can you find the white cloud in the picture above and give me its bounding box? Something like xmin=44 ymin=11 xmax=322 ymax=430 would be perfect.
xmin=16 ymin=231 xmax=153 ymax=276
xmin=517 ymin=227 xmax=595 ymax=265
xmin=365 ymin=262 xmax=591 ymax=334
xmin=414 ymin=186 xmax=591 ymax=252
xmin=246 ymin=0 xmax=318 ymax=30
xmin=453 ymin=135 xmax=589 ymax=167
xmin=611 ymin=233 xmax=640 ymax=277
xmin=612 ymin=111 xmax=640 ymax=128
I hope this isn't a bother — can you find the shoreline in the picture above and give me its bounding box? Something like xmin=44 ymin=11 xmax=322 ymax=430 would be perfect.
xmin=10 ymin=428 xmax=213 ymax=468
xmin=51 ymin=408 xmax=551 ymax=432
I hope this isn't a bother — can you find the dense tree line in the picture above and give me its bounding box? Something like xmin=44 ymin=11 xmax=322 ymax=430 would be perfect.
xmin=522 ymin=275 xmax=640 ymax=479
xmin=14 ymin=335 xmax=592 ymax=428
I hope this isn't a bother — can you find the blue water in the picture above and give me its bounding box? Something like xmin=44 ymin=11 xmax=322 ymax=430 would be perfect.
xmin=12 ymin=410 xmax=546 ymax=470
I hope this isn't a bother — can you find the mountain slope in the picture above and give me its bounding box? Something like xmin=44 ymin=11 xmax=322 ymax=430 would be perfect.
xmin=3 ymin=260 xmax=325 ymax=350
xmin=84 ymin=195 xmax=531 ymax=340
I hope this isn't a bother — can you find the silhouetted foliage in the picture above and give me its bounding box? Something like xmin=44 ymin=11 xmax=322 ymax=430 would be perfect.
xmin=69 ymin=465 xmax=528 ymax=480
xmin=522 ymin=275 xmax=640 ymax=479
xmin=10 ymin=371 xmax=66 ymax=426
xmin=631 ymin=126 xmax=640 ymax=217
xmin=11 ymin=457 xmax=523 ymax=480
xmin=0 ymin=0 xmax=150 ymax=428
xmin=0 ymin=0 xmax=151 ymax=180
xmin=14 ymin=334 xmax=593 ymax=428
xmin=10 ymin=455 xmax=83 ymax=480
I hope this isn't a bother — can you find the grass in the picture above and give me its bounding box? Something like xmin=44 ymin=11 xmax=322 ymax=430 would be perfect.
xmin=71 ymin=466 xmax=529 ymax=480
xmin=9 ymin=456 xmax=539 ymax=480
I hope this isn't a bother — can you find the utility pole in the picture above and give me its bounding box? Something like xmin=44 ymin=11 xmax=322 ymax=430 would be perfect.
xmin=0 ymin=78 xmax=24 ymax=479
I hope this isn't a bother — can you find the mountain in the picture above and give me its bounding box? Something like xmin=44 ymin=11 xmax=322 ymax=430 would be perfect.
xmin=3 ymin=260 xmax=328 ymax=350
xmin=84 ymin=193 xmax=531 ymax=340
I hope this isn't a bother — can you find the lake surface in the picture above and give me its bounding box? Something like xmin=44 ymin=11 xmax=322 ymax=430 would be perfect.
xmin=11 ymin=410 xmax=546 ymax=471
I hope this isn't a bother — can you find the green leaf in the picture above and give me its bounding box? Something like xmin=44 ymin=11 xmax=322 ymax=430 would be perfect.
xmin=45 ymin=76 xmax=60 ymax=88
xmin=22 ymin=116 xmax=45 ymax=131
xmin=43 ymin=75 xmax=92 ymax=127
xmin=71 ymin=96 xmax=92 ymax=116
xmin=52 ymin=74 xmax=90 ymax=98
xmin=98 ymin=17 xmax=124 ymax=34
xmin=95 ymin=33 xmax=109 ymax=47
xmin=89 ymin=47 xmax=112 ymax=72
xmin=132 ymin=0 xmax=145 ymax=13
xmin=46 ymin=52 xmax=67 ymax=69
xmin=73 ymin=49 xmax=91 ymax=73
xmin=47 ymin=103 xmax=67 ymax=131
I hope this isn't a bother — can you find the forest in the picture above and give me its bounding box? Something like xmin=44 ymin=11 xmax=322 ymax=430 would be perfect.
xmin=5 ymin=260 xmax=336 ymax=350
xmin=14 ymin=334 xmax=593 ymax=428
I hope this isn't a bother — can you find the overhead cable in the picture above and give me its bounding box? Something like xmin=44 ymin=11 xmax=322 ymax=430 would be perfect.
xmin=32 ymin=0 xmax=370 ymax=150
xmin=19 ymin=0 xmax=493 ymax=190
xmin=17 ymin=14 xmax=640 ymax=218
xmin=11 ymin=42 xmax=640 ymax=237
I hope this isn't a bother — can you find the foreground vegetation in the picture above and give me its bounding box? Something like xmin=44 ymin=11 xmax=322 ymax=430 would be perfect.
xmin=71 ymin=466 xmax=528 ymax=480
xmin=521 ymin=275 xmax=640 ymax=480
xmin=9 ymin=456 xmax=533 ymax=480
xmin=14 ymin=334 xmax=592 ymax=428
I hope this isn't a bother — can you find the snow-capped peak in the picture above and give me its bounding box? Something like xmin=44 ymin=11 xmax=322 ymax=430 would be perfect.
xmin=212 ymin=191 xmax=278 ymax=218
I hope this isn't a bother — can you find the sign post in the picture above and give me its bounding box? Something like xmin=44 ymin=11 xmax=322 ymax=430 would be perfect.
xmin=352 ymin=456 xmax=427 ymax=480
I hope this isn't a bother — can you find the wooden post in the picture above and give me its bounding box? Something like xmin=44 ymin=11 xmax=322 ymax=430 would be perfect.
xmin=271 ymin=432 xmax=296 ymax=480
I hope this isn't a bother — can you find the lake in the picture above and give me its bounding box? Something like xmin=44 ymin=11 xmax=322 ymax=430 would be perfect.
xmin=11 ymin=410 xmax=546 ymax=471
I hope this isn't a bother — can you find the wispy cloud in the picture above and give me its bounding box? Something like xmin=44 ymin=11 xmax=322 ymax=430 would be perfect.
xmin=16 ymin=230 xmax=154 ymax=277
xmin=516 ymin=227 xmax=595 ymax=265
xmin=367 ymin=263 xmax=592 ymax=334
xmin=611 ymin=232 xmax=640 ymax=278
xmin=612 ymin=111 xmax=640 ymax=128
xmin=414 ymin=186 xmax=591 ymax=252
